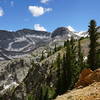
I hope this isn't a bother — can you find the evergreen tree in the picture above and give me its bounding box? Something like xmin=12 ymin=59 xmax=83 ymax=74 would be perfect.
xmin=47 ymin=48 xmax=52 ymax=57
xmin=78 ymin=39 xmax=84 ymax=70
xmin=56 ymin=53 xmax=62 ymax=95
xmin=64 ymin=41 xmax=67 ymax=47
xmin=54 ymin=44 xmax=57 ymax=53
xmin=95 ymin=32 xmax=100 ymax=67
xmin=88 ymin=20 xmax=98 ymax=70
xmin=61 ymin=54 xmax=68 ymax=92
xmin=41 ymin=51 xmax=45 ymax=61
xmin=66 ymin=37 xmax=79 ymax=89
xmin=65 ymin=40 xmax=72 ymax=89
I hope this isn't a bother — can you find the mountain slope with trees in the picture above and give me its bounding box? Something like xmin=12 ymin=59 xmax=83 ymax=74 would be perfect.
xmin=0 ymin=20 xmax=100 ymax=100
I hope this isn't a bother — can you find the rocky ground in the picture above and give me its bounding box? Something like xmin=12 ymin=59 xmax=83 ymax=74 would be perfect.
xmin=55 ymin=68 xmax=100 ymax=100
xmin=55 ymin=82 xmax=100 ymax=100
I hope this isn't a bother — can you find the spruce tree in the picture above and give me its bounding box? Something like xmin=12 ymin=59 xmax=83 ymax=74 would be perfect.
xmin=95 ymin=32 xmax=100 ymax=67
xmin=54 ymin=44 xmax=57 ymax=53
xmin=64 ymin=41 xmax=67 ymax=47
xmin=61 ymin=53 xmax=68 ymax=92
xmin=66 ymin=37 xmax=79 ymax=89
xmin=65 ymin=40 xmax=71 ymax=89
xmin=78 ymin=39 xmax=84 ymax=70
xmin=88 ymin=20 xmax=97 ymax=70
xmin=56 ymin=53 xmax=62 ymax=95
xmin=41 ymin=51 xmax=45 ymax=61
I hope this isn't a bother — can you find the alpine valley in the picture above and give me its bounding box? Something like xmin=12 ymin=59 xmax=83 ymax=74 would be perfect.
xmin=0 ymin=24 xmax=100 ymax=100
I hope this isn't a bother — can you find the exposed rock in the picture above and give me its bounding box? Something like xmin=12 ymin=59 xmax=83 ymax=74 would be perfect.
xmin=0 ymin=58 xmax=32 ymax=95
xmin=75 ymin=68 xmax=100 ymax=87
xmin=55 ymin=82 xmax=100 ymax=100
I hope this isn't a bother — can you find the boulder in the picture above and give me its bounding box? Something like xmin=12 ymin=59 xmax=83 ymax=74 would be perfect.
xmin=75 ymin=68 xmax=100 ymax=87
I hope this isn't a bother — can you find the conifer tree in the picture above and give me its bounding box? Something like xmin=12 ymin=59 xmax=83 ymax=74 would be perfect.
xmin=65 ymin=40 xmax=72 ymax=89
xmin=95 ymin=32 xmax=100 ymax=67
xmin=56 ymin=53 xmax=62 ymax=95
xmin=61 ymin=54 xmax=68 ymax=92
xmin=88 ymin=20 xmax=98 ymax=70
xmin=66 ymin=37 xmax=79 ymax=89
xmin=54 ymin=44 xmax=57 ymax=53
xmin=41 ymin=51 xmax=45 ymax=61
xmin=64 ymin=41 xmax=67 ymax=47
xmin=78 ymin=39 xmax=84 ymax=70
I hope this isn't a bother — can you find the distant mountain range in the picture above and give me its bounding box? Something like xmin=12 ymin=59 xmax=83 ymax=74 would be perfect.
xmin=0 ymin=26 xmax=99 ymax=61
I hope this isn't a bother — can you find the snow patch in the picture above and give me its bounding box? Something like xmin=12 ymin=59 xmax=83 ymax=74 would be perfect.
xmin=74 ymin=31 xmax=88 ymax=37
xmin=67 ymin=26 xmax=75 ymax=32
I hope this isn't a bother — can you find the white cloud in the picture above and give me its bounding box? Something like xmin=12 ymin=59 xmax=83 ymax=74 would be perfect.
xmin=34 ymin=24 xmax=47 ymax=31
xmin=28 ymin=6 xmax=52 ymax=17
xmin=41 ymin=0 xmax=49 ymax=4
xmin=67 ymin=26 xmax=75 ymax=32
xmin=0 ymin=7 xmax=4 ymax=16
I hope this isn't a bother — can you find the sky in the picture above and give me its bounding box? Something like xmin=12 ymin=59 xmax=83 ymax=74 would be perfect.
xmin=0 ymin=0 xmax=100 ymax=32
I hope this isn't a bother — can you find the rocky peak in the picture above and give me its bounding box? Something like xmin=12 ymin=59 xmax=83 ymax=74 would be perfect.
xmin=51 ymin=27 xmax=70 ymax=38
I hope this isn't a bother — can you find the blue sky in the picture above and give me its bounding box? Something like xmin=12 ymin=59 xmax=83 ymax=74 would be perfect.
xmin=0 ymin=0 xmax=100 ymax=32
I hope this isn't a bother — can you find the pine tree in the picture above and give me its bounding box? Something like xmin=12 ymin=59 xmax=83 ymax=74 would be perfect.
xmin=65 ymin=40 xmax=72 ymax=89
xmin=61 ymin=54 xmax=68 ymax=92
xmin=54 ymin=44 xmax=57 ymax=53
xmin=56 ymin=53 xmax=61 ymax=95
xmin=95 ymin=32 xmax=100 ymax=67
xmin=64 ymin=41 xmax=67 ymax=47
xmin=66 ymin=37 xmax=79 ymax=89
xmin=78 ymin=39 xmax=84 ymax=70
xmin=88 ymin=20 xmax=98 ymax=70
xmin=47 ymin=48 xmax=52 ymax=57
xmin=41 ymin=51 xmax=45 ymax=61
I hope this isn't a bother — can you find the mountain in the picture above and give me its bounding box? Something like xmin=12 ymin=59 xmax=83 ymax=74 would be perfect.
xmin=0 ymin=37 xmax=91 ymax=100
xmin=51 ymin=27 xmax=79 ymax=38
xmin=0 ymin=29 xmax=50 ymax=60
xmin=0 ymin=27 xmax=99 ymax=100
xmin=0 ymin=26 xmax=99 ymax=61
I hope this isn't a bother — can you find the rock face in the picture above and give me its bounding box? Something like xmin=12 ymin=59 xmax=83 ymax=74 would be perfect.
xmin=51 ymin=27 xmax=78 ymax=38
xmin=0 ymin=50 xmax=61 ymax=100
xmin=55 ymin=82 xmax=100 ymax=100
xmin=0 ymin=29 xmax=50 ymax=60
xmin=75 ymin=68 xmax=100 ymax=87
xmin=0 ymin=58 xmax=32 ymax=96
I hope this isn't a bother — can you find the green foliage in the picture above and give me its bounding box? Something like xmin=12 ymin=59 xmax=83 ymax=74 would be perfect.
xmin=55 ymin=37 xmax=83 ymax=95
xmin=53 ymin=44 xmax=63 ymax=54
xmin=27 ymin=94 xmax=34 ymax=100
xmin=47 ymin=48 xmax=52 ymax=57
xmin=54 ymin=44 xmax=57 ymax=53
xmin=78 ymin=39 xmax=84 ymax=70
xmin=40 ymin=51 xmax=45 ymax=61
xmin=39 ymin=85 xmax=56 ymax=100
xmin=66 ymin=37 xmax=80 ymax=89
xmin=29 ymin=20 xmax=99 ymax=100
xmin=88 ymin=20 xmax=100 ymax=70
